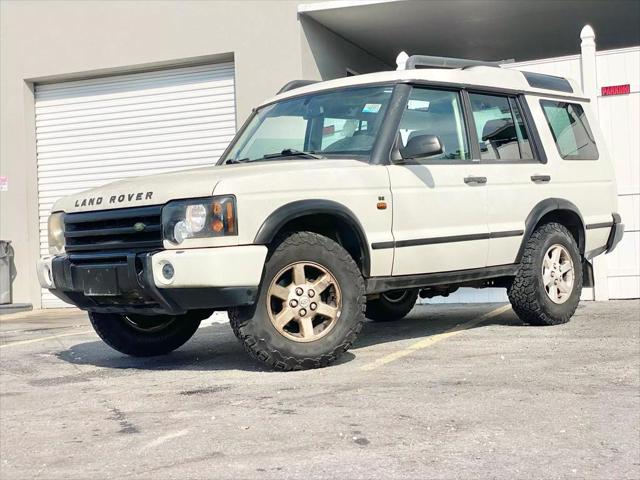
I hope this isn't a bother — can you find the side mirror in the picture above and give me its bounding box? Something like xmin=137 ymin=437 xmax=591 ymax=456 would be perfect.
xmin=400 ymin=134 xmax=443 ymax=160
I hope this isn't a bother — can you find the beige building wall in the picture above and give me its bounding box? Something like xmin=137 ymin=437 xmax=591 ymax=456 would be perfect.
xmin=0 ymin=0 xmax=388 ymax=307
xmin=299 ymin=16 xmax=390 ymax=79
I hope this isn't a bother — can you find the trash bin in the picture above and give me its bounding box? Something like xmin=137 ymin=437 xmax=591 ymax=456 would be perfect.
xmin=0 ymin=240 xmax=12 ymax=305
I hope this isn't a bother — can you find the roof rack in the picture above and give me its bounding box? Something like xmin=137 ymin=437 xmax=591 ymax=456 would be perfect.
xmin=396 ymin=52 xmax=509 ymax=71
xmin=277 ymin=80 xmax=318 ymax=94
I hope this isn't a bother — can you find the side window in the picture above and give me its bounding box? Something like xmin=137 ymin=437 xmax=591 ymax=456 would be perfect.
xmin=396 ymin=88 xmax=470 ymax=161
xmin=469 ymin=93 xmax=534 ymax=161
xmin=540 ymin=100 xmax=599 ymax=160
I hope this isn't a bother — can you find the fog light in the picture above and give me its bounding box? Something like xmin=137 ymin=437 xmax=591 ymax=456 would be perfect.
xmin=162 ymin=262 xmax=175 ymax=280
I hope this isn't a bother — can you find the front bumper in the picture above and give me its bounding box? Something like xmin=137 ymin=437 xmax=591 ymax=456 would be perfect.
xmin=38 ymin=246 xmax=267 ymax=315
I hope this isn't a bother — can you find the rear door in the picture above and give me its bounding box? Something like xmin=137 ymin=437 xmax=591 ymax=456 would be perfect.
xmin=386 ymin=86 xmax=489 ymax=275
xmin=466 ymin=92 xmax=549 ymax=266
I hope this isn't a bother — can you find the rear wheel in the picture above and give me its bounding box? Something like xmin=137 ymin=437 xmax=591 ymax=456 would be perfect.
xmin=88 ymin=310 xmax=205 ymax=356
xmin=365 ymin=289 xmax=419 ymax=322
xmin=508 ymin=222 xmax=582 ymax=326
xmin=229 ymin=231 xmax=365 ymax=371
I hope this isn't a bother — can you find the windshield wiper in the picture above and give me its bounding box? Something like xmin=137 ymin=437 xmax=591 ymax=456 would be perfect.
xmin=262 ymin=149 xmax=324 ymax=160
xmin=225 ymin=149 xmax=323 ymax=164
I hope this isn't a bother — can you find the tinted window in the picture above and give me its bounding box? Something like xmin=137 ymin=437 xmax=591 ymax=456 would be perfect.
xmin=523 ymin=71 xmax=573 ymax=93
xmin=469 ymin=93 xmax=534 ymax=161
xmin=396 ymin=88 xmax=470 ymax=161
xmin=540 ymin=100 xmax=599 ymax=160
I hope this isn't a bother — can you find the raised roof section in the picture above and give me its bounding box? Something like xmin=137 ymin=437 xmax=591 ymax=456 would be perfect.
xmin=521 ymin=71 xmax=574 ymax=93
xmin=264 ymin=60 xmax=584 ymax=106
xmin=401 ymin=54 xmax=505 ymax=70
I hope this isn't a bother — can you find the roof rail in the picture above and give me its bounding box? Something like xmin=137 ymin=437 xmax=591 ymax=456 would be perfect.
xmin=277 ymin=80 xmax=318 ymax=94
xmin=396 ymin=52 xmax=507 ymax=71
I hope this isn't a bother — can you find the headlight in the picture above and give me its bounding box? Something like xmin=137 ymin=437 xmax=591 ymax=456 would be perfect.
xmin=162 ymin=196 xmax=237 ymax=245
xmin=48 ymin=212 xmax=65 ymax=255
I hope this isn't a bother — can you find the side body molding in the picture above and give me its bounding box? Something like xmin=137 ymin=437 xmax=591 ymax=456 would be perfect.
xmin=516 ymin=198 xmax=586 ymax=262
xmin=253 ymin=199 xmax=371 ymax=276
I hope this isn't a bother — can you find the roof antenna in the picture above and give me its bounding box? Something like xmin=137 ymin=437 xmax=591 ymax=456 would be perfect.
xmin=396 ymin=51 xmax=409 ymax=71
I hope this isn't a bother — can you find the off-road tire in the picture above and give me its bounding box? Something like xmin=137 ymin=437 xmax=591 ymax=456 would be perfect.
xmin=508 ymin=222 xmax=583 ymax=326
xmin=366 ymin=289 xmax=419 ymax=322
xmin=229 ymin=231 xmax=365 ymax=371
xmin=88 ymin=311 xmax=203 ymax=356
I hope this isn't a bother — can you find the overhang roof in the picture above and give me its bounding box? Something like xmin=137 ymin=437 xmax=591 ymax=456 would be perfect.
xmin=299 ymin=0 xmax=640 ymax=65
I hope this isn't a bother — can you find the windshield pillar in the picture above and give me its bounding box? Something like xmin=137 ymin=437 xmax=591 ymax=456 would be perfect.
xmin=370 ymin=83 xmax=412 ymax=166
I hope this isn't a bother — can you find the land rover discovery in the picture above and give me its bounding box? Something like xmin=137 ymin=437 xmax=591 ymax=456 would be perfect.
xmin=38 ymin=55 xmax=624 ymax=370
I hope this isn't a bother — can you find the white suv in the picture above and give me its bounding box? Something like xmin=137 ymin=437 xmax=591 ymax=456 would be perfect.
xmin=38 ymin=55 xmax=624 ymax=370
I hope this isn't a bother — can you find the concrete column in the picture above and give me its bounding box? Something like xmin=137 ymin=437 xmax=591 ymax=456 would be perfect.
xmin=580 ymin=25 xmax=609 ymax=301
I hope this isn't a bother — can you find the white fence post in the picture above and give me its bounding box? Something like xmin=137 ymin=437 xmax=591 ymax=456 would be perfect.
xmin=580 ymin=25 xmax=598 ymax=110
xmin=581 ymin=25 xmax=609 ymax=301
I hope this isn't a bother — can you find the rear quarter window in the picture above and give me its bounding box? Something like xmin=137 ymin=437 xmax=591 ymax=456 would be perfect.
xmin=540 ymin=100 xmax=599 ymax=160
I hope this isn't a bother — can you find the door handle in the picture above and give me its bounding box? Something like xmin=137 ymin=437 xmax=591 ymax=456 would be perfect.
xmin=464 ymin=176 xmax=487 ymax=185
xmin=530 ymin=175 xmax=551 ymax=183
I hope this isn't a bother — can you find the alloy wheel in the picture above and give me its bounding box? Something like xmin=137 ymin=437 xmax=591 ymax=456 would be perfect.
xmin=381 ymin=290 xmax=409 ymax=303
xmin=124 ymin=315 xmax=176 ymax=333
xmin=267 ymin=261 xmax=342 ymax=342
xmin=541 ymin=244 xmax=575 ymax=304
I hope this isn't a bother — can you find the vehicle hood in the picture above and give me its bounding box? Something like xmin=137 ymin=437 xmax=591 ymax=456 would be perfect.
xmin=53 ymin=159 xmax=369 ymax=213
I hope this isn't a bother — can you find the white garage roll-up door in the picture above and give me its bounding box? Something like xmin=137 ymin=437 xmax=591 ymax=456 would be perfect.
xmin=35 ymin=63 xmax=236 ymax=308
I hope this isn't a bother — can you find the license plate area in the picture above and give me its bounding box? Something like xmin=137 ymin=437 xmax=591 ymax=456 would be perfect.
xmin=76 ymin=266 xmax=120 ymax=296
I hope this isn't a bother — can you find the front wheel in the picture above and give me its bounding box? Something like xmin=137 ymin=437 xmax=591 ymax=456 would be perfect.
xmin=229 ymin=231 xmax=365 ymax=371
xmin=366 ymin=289 xmax=419 ymax=322
xmin=88 ymin=310 xmax=205 ymax=356
xmin=508 ymin=222 xmax=583 ymax=326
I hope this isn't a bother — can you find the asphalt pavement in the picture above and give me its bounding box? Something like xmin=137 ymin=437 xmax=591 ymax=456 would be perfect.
xmin=1 ymin=300 xmax=638 ymax=479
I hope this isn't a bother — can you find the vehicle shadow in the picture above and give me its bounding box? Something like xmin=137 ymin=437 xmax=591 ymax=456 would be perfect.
xmin=354 ymin=303 xmax=524 ymax=349
xmin=55 ymin=324 xmax=271 ymax=373
xmin=55 ymin=304 xmax=524 ymax=372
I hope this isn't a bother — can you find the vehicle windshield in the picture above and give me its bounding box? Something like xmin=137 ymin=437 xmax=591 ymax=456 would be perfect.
xmin=222 ymin=85 xmax=394 ymax=163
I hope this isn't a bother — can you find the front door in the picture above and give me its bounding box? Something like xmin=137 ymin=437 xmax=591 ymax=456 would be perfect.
xmin=386 ymin=86 xmax=489 ymax=276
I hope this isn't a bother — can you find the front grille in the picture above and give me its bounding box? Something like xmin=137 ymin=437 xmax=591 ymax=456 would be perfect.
xmin=64 ymin=205 xmax=163 ymax=253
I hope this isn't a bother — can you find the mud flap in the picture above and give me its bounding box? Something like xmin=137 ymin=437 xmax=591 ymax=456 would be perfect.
xmin=582 ymin=259 xmax=594 ymax=288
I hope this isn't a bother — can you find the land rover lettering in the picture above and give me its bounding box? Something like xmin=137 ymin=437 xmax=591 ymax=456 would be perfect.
xmin=73 ymin=192 xmax=153 ymax=208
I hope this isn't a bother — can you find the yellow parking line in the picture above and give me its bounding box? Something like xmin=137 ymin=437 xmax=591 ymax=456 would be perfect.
xmin=0 ymin=330 xmax=94 ymax=349
xmin=360 ymin=304 xmax=513 ymax=371
xmin=0 ymin=308 xmax=83 ymax=322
